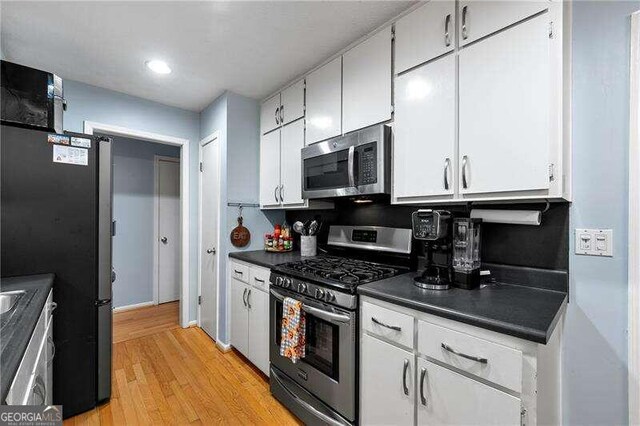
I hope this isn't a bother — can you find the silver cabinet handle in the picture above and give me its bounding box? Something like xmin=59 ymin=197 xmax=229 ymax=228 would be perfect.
xmin=441 ymin=342 xmax=488 ymax=364
xmin=443 ymin=158 xmax=451 ymax=190
xmin=247 ymin=289 xmax=252 ymax=309
xmin=275 ymin=106 xmax=280 ymax=125
xmin=461 ymin=155 xmax=469 ymax=189
xmin=402 ymin=359 xmax=410 ymax=396
xmin=279 ymin=184 xmax=284 ymax=203
xmin=445 ymin=14 xmax=452 ymax=46
xmin=274 ymin=185 xmax=279 ymax=203
xmin=280 ymin=105 xmax=284 ymax=123
xmin=254 ymin=277 xmax=265 ymax=283
xmin=242 ymin=288 xmax=248 ymax=307
xmin=347 ymin=146 xmax=356 ymax=187
xmin=47 ymin=335 xmax=55 ymax=366
xmin=234 ymin=269 xmax=244 ymax=275
xmin=371 ymin=317 xmax=401 ymax=332
xmin=461 ymin=6 xmax=468 ymax=40
xmin=420 ymin=367 xmax=428 ymax=405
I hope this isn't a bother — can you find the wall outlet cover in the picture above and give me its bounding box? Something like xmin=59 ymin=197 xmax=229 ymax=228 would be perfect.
xmin=575 ymin=228 xmax=613 ymax=257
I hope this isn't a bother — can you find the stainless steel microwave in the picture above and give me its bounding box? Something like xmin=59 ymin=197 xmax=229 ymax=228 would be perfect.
xmin=301 ymin=124 xmax=391 ymax=199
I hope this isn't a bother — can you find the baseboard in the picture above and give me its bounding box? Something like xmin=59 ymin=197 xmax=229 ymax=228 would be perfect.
xmin=112 ymin=301 xmax=155 ymax=312
xmin=216 ymin=340 xmax=232 ymax=353
xmin=188 ymin=320 xmax=198 ymax=328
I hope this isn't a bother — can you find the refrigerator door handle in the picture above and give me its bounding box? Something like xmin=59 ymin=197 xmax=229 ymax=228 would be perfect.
xmin=95 ymin=299 xmax=111 ymax=307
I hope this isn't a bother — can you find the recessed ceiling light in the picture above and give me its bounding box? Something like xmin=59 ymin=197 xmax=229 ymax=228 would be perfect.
xmin=145 ymin=60 xmax=171 ymax=74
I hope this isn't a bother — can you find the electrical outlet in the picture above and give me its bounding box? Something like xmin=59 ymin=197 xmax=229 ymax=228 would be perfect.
xmin=575 ymin=228 xmax=613 ymax=257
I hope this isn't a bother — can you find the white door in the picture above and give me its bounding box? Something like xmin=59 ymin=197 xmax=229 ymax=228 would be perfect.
xmin=305 ymin=57 xmax=342 ymax=145
xmin=280 ymin=120 xmax=305 ymax=206
xmin=200 ymin=139 xmax=219 ymax=339
xmin=230 ymin=279 xmax=249 ymax=357
xmin=342 ymin=27 xmax=392 ymax=134
xmin=281 ymin=80 xmax=305 ymax=126
xmin=417 ymin=358 xmax=521 ymax=425
xmin=260 ymin=93 xmax=281 ymax=135
xmin=395 ymin=0 xmax=456 ymax=74
xmin=360 ymin=334 xmax=414 ymax=426
xmin=459 ymin=0 xmax=549 ymax=46
xmin=259 ymin=130 xmax=282 ymax=208
xmin=247 ymin=288 xmax=269 ymax=375
xmin=157 ymin=158 xmax=180 ymax=304
xmin=394 ymin=55 xmax=455 ymax=200
xmin=459 ymin=13 xmax=550 ymax=195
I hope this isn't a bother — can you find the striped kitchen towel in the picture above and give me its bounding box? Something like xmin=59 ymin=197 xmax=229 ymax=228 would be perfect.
xmin=280 ymin=297 xmax=306 ymax=363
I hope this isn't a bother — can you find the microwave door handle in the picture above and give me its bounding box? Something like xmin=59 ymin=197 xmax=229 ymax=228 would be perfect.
xmin=348 ymin=146 xmax=356 ymax=187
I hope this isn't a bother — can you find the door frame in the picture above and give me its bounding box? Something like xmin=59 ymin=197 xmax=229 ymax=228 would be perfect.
xmin=629 ymin=11 xmax=640 ymax=426
xmin=83 ymin=121 xmax=191 ymax=328
xmin=197 ymin=131 xmax=222 ymax=341
xmin=153 ymin=155 xmax=181 ymax=305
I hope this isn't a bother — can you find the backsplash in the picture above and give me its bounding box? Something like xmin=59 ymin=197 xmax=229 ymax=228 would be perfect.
xmin=285 ymin=199 xmax=569 ymax=272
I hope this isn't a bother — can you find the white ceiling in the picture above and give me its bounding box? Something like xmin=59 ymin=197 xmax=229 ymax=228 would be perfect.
xmin=1 ymin=1 xmax=413 ymax=112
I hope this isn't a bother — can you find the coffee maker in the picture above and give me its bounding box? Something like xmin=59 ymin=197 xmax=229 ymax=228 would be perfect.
xmin=412 ymin=209 xmax=453 ymax=290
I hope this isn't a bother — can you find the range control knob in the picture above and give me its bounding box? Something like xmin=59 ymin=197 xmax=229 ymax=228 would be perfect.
xmin=315 ymin=288 xmax=325 ymax=300
xmin=275 ymin=276 xmax=283 ymax=287
xmin=326 ymin=291 xmax=336 ymax=302
xmin=283 ymin=278 xmax=292 ymax=289
xmin=298 ymin=283 xmax=307 ymax=293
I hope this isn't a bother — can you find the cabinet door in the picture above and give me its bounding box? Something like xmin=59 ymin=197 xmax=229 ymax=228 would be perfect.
xmin=247 ymin=288 xmax=269 ymax=375
xmin=459 ymin=0 xmax=549 ymax=46
xmin=281 ymin=80 xmax=305 ymax=126
xmin=260 ymin=94 xmax=281 ymax=135
xmin=360 ymin=334 xmax=414 ymax=426
xmin=459 ymin=13 xmax=550 ymax=195
xmin=417 ymin=358 xmax=521 ymax=425
xmin=305 ymin=57 xmax=342 ymax=145
xmin=259 ymin=130 xmax=282 ymax=208
xmin=395 ymin=1 xmax=456 ymax=73
xmin=45 ymin=323 xmax=53 ymax=405
xmin=280 ymin=120 xmax=305 ymax=206
xmin=343 ymin=27 xmax=392 ymax=134
xmin=394 ymin=55 xmax=455 ymax=200
xmin=230 ymin=279 xmax=249 ymax=357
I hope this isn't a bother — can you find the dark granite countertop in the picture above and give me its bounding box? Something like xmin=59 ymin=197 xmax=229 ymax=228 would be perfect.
xmin=0 ymin=274 xmax=54 ymax=403
xmin=229 ymin=250 xmax=307 ymax=269
xmin=358 ymin=272 xmax=567 ymax=344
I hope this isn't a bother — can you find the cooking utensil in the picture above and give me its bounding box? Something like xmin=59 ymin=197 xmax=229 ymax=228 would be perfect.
xmin=308 ymin=220 xmax=319 ymax=236
xmin=293 ymin=221 xmax=306 ymax=235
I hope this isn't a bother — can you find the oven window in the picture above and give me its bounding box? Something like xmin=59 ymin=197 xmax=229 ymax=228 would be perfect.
xmin=276 ymin=301 xmax=340 ymax=380
xmin=304 ymin=149 xmax=350 ymax=191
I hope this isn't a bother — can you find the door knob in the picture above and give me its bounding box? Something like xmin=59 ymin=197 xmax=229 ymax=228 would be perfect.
xmin=207 ymin=248 xmax=216 ymax=254
xmin=161 ymin=237 xmax=168 ymax=244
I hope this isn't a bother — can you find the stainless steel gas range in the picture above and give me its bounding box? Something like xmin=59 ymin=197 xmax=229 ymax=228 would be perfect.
xmin=269 ymin=226 xmax=412 ymax=426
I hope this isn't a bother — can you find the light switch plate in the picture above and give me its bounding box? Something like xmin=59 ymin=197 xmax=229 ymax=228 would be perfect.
xmin=575 ymin=228 xmax=613 ymax=257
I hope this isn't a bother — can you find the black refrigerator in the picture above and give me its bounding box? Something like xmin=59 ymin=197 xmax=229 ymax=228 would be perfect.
xmin=1 ymin=124 xmax=113 ymax=417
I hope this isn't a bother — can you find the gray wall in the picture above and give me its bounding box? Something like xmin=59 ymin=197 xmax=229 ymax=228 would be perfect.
xmin=62 ymin=80 xmax=201 ymax=320
xmin=109 ymin=135 xmax=180 ymax=308
xmin=566 ymin=2 xmax=640 ymax=424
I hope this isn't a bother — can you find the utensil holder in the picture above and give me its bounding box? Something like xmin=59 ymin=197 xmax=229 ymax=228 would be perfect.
xmin=300 ymin=236 xmax=317 ymax=257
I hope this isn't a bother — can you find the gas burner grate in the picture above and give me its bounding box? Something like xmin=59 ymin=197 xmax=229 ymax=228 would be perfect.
xmin=280 ymin=256 xmax=400 ymax=285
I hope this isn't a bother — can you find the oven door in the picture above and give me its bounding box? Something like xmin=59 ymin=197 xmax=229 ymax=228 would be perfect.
xmin=270 ymin=287 xmax=357 ymax=422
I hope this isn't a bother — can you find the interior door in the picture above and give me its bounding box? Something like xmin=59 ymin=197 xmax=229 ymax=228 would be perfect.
xmin=280 ymin=120 xmax=305 ymax=206
xmin=459 ymin=13 xmax=550 ymax=195
xmin=259 ymin=130 xmax=281 ymax=207
xmin=417 ymin=358 xmax=521 ymax=425
xmin=230 ymin=279 xmax=249 ymax=356
xmin=157 ymin=158 xmax=180 ymax=303
xmin=200 ymin=139 xmax=219 ymax=340
xmin=247 ymin=288 xmax=269 ymax=375
xmin=360 ymin=334 xmax=414 ymax=426
xmin=394 ymin=54 xmax=455 ymax=200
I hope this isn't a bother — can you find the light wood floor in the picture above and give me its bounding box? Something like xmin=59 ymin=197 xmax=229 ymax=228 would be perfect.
xmin=65 ymin=302 xmax=301 ymax=425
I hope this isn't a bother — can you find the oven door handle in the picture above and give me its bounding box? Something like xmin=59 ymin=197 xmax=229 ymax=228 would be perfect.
xmin=347 ymin=146 xmax=356 ymax=187
xmin=270 ymin=289 xmax=351 ymax=324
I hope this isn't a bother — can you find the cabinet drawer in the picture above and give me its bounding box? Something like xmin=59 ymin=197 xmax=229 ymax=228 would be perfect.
xmin=362 ymin=301 xmax=414 ymax=349
xmin=417 ymin=320 xmax=522 ymax=393
xmin=249 ymin=266 xmax=270 ymax=292
xmin=230 ymin=262 xmax=249 ymax=283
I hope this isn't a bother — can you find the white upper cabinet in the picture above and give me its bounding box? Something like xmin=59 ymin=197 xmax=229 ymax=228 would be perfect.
xmin=459 ymin=0 xmax=549 ymax=46
xmin=305 ymin=57 xmax=342 ymax=145
xmin=394 ymin=55 xmax=455 ymax=201
xmin=395 ymin=1 xmax=456 ymax=74
xmin=260 ymin=94 xmax=281 ymax=135
xmin=342 ymin=27 xmax=392 ymax=134
xmin=280 ymin=80 xmax=305 ymax=126
xmin=459 ymin=13 xmax=550 ymax=196
xmin=280 ymin=120 xmax=305 ymax=206
xmin=259 ymin=130 xmax=281 ymax=208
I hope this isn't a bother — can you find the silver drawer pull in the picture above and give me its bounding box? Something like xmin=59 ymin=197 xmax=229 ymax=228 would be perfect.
xmin=402 ymin=359 xmax=410 ymax=396
xmin=254 ymin=277 xmax=265 ymax=283
xmin=371 ymin=317 xmax=401 ymax=332
xmin=441 ymin=342 xmax=488 ymax=364
xmin=234 ymin=269 xmax=244 ymax=275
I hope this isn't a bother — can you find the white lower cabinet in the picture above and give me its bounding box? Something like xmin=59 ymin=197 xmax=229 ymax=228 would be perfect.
xmin=229 ymin=260 xmax=270 ymax=375
xmin=417 ymin=358 xmax=521 ymax=426
xmin=360 ymin=333 xmax=414 ymax=426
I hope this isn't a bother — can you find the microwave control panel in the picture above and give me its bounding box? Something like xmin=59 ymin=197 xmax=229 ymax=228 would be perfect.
xmin=356 ymin=142 xmax=377 ymax=185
